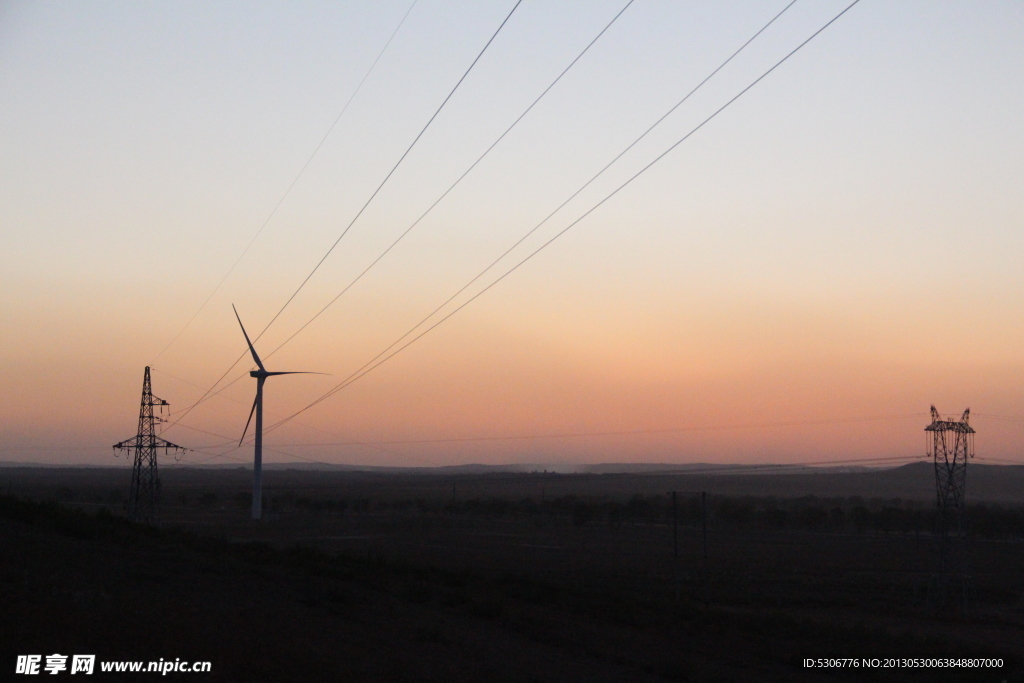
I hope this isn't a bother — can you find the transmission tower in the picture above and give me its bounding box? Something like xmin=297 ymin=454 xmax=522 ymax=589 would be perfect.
xmin=925 ymin=405 xmax=974 ymax=611
xmin=113 ymin=367 xmax=184 ymax=525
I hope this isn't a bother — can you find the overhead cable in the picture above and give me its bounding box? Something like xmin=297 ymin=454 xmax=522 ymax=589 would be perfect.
xmin=164 ymin=0 xmax=523 ymax=430
xmin=152 ymin=0 xmax=420 ymax=364
xmin=166 ymin=0 xmax=638 ymax=416
xmin=185 ymin=0 xmax=799 ymax=434
xmin=264 ymin=0 xmax=862 ymax=436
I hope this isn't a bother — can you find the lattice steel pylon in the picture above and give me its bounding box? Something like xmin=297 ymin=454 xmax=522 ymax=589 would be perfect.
xmin=925 ymin=405 xmax=974 ymax=611
xmin=113 ymin=367 xmax=184 ymax=525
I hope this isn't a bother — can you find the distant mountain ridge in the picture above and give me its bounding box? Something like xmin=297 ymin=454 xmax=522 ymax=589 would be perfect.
xmin=2 ymin=461 xmax=1023 ymax=502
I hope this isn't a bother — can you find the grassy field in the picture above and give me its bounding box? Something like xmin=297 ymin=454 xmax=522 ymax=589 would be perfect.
xmin=2 ymin=464 xmax=1022 ymax=681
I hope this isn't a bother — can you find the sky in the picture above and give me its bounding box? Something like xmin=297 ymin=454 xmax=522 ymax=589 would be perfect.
xmin=2 ymin=0 xmax=1023 ymax=468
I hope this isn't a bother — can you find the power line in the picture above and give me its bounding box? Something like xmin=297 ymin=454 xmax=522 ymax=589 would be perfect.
xmin=154 ymin=366 xmax=360 ymax=445
xmin=161 ymin=422 xmax=316 ymax=467
xmin=266 ymin=413 xmax=927 ymax=448
xmin=151 ymin=0 xmax=420 ymax=364
xmin=182 ymin=450 xmax=927 ymax=473
xmin=162 ymin=0 xmax=639 ymax=416
xmin=232 ymin=0 xmax=795 ymax=401
xmin=974 ymin=456 xmax=1024 ymax=465
xmin=190 ymin=411 xmax=920 ymax=462
xmin=647 ymin=454 xmax=927 ymax=477
xmin=150 ymin=367 xmax=426 ymax=465
xmin=174 ymin=0 xmax=794 ymax=445
xmin=1 ymin=414 xmax=926 ymax=467
xmin=250 ymin=0 xmax=525 ymax=343
xmin=256 ymin=0 xmax=802 ymax=429
xmin=180 ymin=428 xmax=433 ymax=469
xmin=289 ymin=0 xmax=801 ymax=405
xmin=183 ymin=412 xmax=925 ymax=468
xmin=162 ymin=0 xmax=523 ymax=431
xmin=167 ymin=450 xmax=249 ymax=467
xmin=262 ymin=0 xmax=863 ymax=436
xmin=257 ymin=0 xmax=638 ymax=365
xmin=972 ymin=413 xmax=1024 ymax=422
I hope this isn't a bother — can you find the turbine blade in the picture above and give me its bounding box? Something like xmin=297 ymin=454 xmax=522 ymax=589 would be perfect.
xmin=232 ymin=304 xmax=265 ymax=371
xmin=239 ymin=395 xmax=257 ymax=447
xmin=263 ymin=371 xmax=330 ymax=376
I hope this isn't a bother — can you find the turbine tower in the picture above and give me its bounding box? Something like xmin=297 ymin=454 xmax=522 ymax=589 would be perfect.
xmin=234 ymin=305 xmax=319 ymax=520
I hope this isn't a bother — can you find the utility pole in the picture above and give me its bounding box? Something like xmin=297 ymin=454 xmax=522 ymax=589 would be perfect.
xmin=113 ymin=367 xmax=184 ymax=525
xmin=672 ymin=491 xmax=679 ymax=556
xmin=702 ymin=491 xmax=709 ymax=606
xmin=926 ymin=406 xmax=974 ymax=612
xmin=672 ymin=491 xmax=679 ymax=601
xmin=667 ymin=490 xmax=709 ymax=604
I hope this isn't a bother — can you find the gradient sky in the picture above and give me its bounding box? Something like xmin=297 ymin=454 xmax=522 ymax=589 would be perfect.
xmin=2 ymin=0 xmax=1023 ymax=467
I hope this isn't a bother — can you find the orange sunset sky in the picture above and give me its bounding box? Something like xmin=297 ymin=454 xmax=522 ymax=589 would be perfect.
xmin=2 ymin=1 xmax=1023 ymax=467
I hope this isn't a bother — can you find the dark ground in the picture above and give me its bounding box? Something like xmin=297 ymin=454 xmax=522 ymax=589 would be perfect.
xmin=2 ymin=464 xmax=1023 ymax=682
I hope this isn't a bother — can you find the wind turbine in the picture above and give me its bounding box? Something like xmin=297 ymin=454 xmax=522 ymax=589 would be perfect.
xmin=233 ymin=304 xmax=320 ymax=520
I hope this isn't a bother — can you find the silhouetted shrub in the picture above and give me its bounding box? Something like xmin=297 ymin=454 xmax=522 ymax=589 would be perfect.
xmin=717 ymin=499 xmax=753 ymax=528
xmin=797 ymin=506 xmax=826 ymax=530
xmin=572 ymin=502 xmax=596 ymax=527
xmin=851 ymin=505 xmax=871 ymax=532
xmin=324 ymin=498 xmax=348 ymax=514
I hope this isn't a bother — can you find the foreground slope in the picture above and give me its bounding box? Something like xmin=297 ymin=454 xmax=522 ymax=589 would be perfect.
xmin=1 ymin=495 xmax=1020 ymax=682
